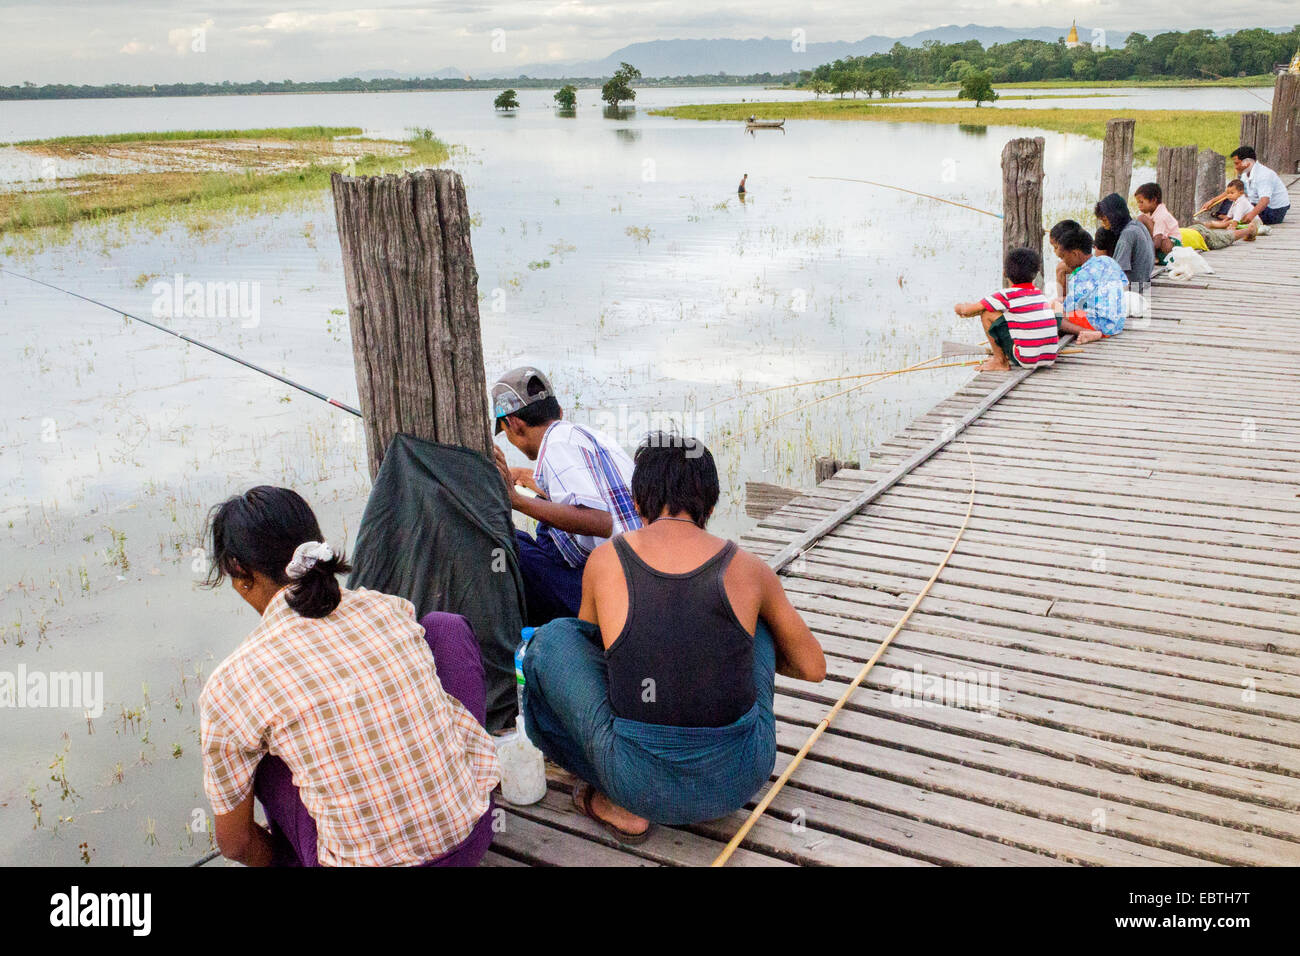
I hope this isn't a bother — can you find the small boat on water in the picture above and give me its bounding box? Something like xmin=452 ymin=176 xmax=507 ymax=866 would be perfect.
xmin=745 ymin=117 xmax=785 ymax=130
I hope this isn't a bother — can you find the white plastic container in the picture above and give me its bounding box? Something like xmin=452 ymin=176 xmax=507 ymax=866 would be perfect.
xmin=497 ymin=714 xmax=547 ymax=806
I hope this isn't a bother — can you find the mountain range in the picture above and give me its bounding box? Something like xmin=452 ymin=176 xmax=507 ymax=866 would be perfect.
xmin=352 ymin=24 xmax=1127 ymax=81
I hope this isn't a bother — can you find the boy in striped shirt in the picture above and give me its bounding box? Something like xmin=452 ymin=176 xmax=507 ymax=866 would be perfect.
xmin=953 ymin=246 xmax=1059 ymax=372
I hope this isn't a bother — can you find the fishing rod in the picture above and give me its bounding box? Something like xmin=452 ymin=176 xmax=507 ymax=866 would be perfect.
xmin=0 ymin=267 xmax=362 ymax=418
xmin=810 ymin=175 xmax=1004 ymax=218
xmin=1196 ymin=68 xmax=1274 ymax=107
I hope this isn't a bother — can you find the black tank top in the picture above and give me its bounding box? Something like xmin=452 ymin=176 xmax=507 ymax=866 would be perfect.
xmin=606 ymin=535 xmax=756 ymax=727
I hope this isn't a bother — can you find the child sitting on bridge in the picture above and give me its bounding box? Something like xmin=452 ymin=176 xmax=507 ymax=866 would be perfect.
xmin=1134 ymin=182 xmax=1180 ymax=262
xmin=953 ymin=246 xmax=1059 ymax=372
xmin=1050 ymin=221 xmax=1128 ymax=344
xmin=1187 ymin=179 xmax=1259 ymax=249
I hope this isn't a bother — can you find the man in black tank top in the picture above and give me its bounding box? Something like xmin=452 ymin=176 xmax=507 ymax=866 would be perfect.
xmin=518 ymin=433 xmax=825 ymax=843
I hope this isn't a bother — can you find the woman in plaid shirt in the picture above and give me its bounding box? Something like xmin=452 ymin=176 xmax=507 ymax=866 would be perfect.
xmin=199 ymin=487 xmax=500 ymax=867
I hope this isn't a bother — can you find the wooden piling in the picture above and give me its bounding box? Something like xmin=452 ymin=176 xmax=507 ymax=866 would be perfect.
xmin=814 ymin=456 xmax=861 ymax=483
xmin=330 ymin=168 xmax=493 ymax=480
xmin=1155 ymin=145 xmax=1197 ymax=227
xmin=1240 ymin=112 xmax=1270 ymax=157
xmin=1001 ymin=137 xmax=1044 ymax=282
xmin=1266 ymin=73 xmax=1300 ymax=174
xmin=1099 ymin=118 xmax=1135 ymax=201
xmin=1195 ymin=149 xmax=1225 ymax=211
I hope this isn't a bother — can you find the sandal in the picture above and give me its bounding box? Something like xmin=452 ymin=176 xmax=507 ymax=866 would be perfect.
xmin=572 ymin=781 xmax=654 ymax=846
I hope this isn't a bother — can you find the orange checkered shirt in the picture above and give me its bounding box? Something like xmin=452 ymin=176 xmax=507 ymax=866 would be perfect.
xmin=200 ymin=587 xmax=500 ymax=866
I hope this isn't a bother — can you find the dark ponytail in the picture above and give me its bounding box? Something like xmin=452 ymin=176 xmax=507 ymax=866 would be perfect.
xmin=203 ymin=486 xmax=352 ymax=619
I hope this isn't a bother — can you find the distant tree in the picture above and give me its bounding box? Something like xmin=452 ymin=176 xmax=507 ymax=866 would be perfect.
xmin=553 ymin=84 xmax=577 ymax=109
xmin=830 ymin=70 xmax=853 ymax=98
xmin=808 ymin=77 xmax=830 ymax=98
xmin=871 ymin=67 xmax=907 ymax=97
xmin=494 ymin=88 xmax=519 ymax=110
xmin=958 ymin=71 xmax=998 ymax=107
xmin=944 ymin=59 xmax=974 ymax=83
xmin=601 ymin=62 xmax=641 ymax=109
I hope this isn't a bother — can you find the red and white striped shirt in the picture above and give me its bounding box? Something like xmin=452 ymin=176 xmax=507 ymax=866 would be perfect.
xmin=980 ymin=283 xmax=1059 ymax=366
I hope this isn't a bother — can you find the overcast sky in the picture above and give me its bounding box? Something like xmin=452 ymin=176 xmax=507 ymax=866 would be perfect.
xmin=4 ymin=1 xmax=1295 ymax=85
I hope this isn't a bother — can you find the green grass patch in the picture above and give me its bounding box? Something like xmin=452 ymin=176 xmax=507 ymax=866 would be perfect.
xmin=0 ymin=130 xmax=449 ymax=235
xmin=652 ymin=102 xmax=1241 ymax=163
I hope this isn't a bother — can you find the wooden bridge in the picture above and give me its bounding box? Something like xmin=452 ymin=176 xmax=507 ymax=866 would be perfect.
xmin=487 ymin=180 xmax=1300 ymax=867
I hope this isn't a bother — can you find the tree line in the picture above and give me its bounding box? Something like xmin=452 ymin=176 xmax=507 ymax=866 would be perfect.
xmin=803 ymin=26 xmax=1300 ymax=88
xmin=0 ymin=70 xmax=800 ymax=101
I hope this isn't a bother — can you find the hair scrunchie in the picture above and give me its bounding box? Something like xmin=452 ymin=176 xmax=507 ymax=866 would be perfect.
xmin=285 ymin=541 xmax=334 ymax=580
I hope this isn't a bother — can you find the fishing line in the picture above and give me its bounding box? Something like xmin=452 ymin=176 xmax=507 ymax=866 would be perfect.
xmin=714 ymin=357 xmax=980 ymax=449
xmin=701 ymin=353 xmax=952 ymax=413
xmin=1195 ymin=69 xmax=1274 ymax=107
xmin=810 ymin=175 xmax=1005 ymax=219
xmin=711 ymin=440 xmax=978 ymax=867
xmin=1 ymin=267 xmax=362 ymax=417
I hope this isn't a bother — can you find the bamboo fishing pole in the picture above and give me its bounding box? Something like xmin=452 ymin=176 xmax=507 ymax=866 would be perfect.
xmin=711 ymin=442 xmax=978 ymax=867
xmin=810 ymin=175 xmax=1004 ymax=219
xmin=1 ymin=267 xmax=363 ymax=417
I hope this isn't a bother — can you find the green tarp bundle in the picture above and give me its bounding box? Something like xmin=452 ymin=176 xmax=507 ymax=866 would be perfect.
xmin=347 ymin=434 xmax=525 ymax=733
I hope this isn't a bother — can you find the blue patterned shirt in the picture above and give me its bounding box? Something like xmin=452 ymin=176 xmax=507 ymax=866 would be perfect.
xmin=1065 ymin=254 xmax=1129 ymax=336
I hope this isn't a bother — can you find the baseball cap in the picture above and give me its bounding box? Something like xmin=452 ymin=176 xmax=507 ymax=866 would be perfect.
xmin=491 ymin=366 xmax=555 ymax=434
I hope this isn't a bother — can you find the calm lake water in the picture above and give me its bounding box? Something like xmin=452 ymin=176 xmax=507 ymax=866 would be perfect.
xmin=0 ymin=83 xmax=1233 ymax=864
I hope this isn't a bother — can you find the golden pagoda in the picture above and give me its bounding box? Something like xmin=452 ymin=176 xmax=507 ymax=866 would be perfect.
xmin=1290 ymin=49 xmax=1300 ymax=74
xmin=1065 ymin=20 xmax=1080 ymax=49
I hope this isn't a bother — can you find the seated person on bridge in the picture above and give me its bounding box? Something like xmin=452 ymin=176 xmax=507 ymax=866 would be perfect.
xmin=491 ymin=366 xmax=641 ymax=627
xmin=1229 ymin=145 xmax=1291 ymax=226
xmin=1050 ymin=222 xmax=1128 ymax=345
xmin=1094 ymin=193 xmax=1154 ymax=290
xmin=953 ymin=246 xmax=1059 ymax=373
xmin=1094 ymin=228 xmax=1150 ymax=319
xmin=521 ymin=434 xmax=826 ymax=844
xmin=1134 ymin=182 xmax=1180 ymax=262
xmin=199 ymin=486 xmax=499 ymax=867
xmin=1187 ymin=179 xmax=1259 ymax=248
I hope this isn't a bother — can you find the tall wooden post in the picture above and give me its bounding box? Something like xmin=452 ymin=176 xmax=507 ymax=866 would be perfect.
xmin=1002 ymin=137 xmax=1044 ymax=284
xmin=1266 ymin=74 xmax=1300 ymax=174
xmin=1195 ymin=149 xmax=1225 ymax=211
xmin=1156 ymin=145 xmax=1197 ymax=227
xmin=1240 ymin=112 xmax=1269 ymax=157
xmin=1099 ymin=118 xmax=1135 ymax=200
xmin=330 ymin=169 xmax=493 ymax=480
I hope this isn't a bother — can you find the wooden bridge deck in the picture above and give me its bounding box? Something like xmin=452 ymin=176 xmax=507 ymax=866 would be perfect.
xmin=488 ymin=180 xmax=1300 ymax=867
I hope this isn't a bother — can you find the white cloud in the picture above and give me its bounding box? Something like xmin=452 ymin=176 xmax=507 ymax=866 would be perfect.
xmin=119 ymin=39 xmax=152 ymax=55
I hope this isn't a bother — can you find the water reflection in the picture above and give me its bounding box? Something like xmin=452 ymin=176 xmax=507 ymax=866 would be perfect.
xmin=958 ymin=124 xmax=989 ymax=136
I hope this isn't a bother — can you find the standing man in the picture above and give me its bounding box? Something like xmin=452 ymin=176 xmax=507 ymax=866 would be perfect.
xmin=1230 ymin=146 xmax=1291 ymax=226
xmin=490 ymin=366 xmax=641 ymax=626
xmin=738 ymin=173 xmax=748 ymax=195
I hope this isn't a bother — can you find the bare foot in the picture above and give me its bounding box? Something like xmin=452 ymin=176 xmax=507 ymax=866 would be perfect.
xmin=590 ymin=790 xmax=650 ymax=837
xmin=1245 ymin=221 xmax=1259 ymax=242
xmin=978 ymin=357 xmax=1011 ymax=372
xmin=1075 ymin=330 xmax=1103 ymax=345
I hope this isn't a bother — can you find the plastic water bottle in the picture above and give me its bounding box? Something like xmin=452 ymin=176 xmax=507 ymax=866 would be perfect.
xmin=514 ymin=626 xmax=535 ymax=717
xmin=499 ymin=627 xmax=546 ymax=806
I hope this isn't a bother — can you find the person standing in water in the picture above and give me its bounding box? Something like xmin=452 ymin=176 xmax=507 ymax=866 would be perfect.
xmin=738 ymin=173 xmax=747 ymax=194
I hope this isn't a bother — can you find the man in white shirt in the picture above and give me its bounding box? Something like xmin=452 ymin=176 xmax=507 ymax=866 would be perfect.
xmin=491 ymin=366 xmax=641 ymax=625
xmin=1230 ymin=146 xmax=1291 ymax=226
